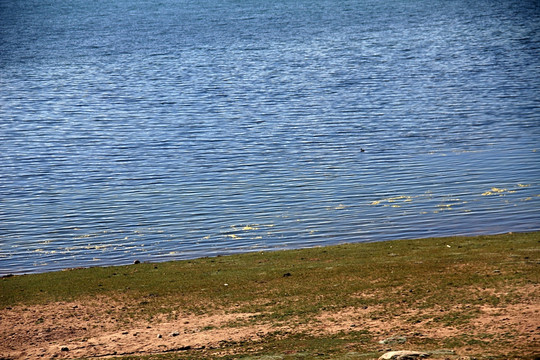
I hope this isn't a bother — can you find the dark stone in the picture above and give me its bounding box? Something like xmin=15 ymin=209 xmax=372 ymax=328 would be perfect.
xmin=133 ymin=260 xmax=141 ymax=264
xmin=60 ymin=347 xmax=69 ymax=352
xmin=283 ymin=272 xmax=292 ymax=277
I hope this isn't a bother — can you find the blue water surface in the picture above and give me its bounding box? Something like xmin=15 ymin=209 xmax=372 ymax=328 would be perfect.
xmin=1 ymin=0 xmax=539 ymax=275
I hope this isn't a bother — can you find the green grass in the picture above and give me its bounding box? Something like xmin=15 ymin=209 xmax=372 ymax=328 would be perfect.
xmin=3 ymin=231 xmax=538 ymax=309
xmin=1 ymin=231 xmax=539 ymax=359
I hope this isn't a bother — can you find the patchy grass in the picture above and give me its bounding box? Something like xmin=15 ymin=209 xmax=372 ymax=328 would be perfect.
xmin=1 ymin=231 xmax=539 ymax=359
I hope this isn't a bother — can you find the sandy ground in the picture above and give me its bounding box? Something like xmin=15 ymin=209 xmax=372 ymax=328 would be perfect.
xmin=1 ymin=289 xmax=539 ymax=360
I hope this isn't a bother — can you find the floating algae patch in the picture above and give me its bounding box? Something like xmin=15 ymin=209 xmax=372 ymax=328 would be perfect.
xmin=482 ymin=187 xmax=508 ymax=196
xmin=369 ymin=195 xmax=413 ymax=206
xmin=480 ymin=185 xmax=527 ymax=196
xmin=436 ymin=198 xmax=468 ymax=211
xmin=368 ymin=183 xmax=538 ymax=217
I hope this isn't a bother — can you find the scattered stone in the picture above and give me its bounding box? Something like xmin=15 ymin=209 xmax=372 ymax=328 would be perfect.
xmin=157 ymin=334 xmax=162 ymax=339
xmin=283 ymin=272 xmax=292 ymax=277
xmin=133 ymin=260 xmax=141 ymax=264
xmin=379 ymin=350 xmax=430 ymax=360
xmin=60 ymin=347 xmax=69 ymax=352
xmin=122 ymin=331 xmax=129 ymax=335
xmin=170 ymin=331 xmax=180 ymax=337
xmin=430 ymin=349 xmax=456 ymax=355
xmin=379 ymin=335 xmax=407 ymax=345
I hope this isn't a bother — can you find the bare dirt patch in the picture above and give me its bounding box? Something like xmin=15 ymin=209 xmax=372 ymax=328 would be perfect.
xmin=0 ymin=299 xmax=269 ymax=359
xmin=1 ymin=288 xmax=539 ymax=359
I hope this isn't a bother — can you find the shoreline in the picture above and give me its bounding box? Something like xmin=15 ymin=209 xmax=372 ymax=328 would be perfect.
xmin=1 ymin=231 xmax=539 ymax=359
xmin=3 ymin=229 xmax=540 ymax=278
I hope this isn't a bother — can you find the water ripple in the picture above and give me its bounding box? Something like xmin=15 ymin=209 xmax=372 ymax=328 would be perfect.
xmin=1 ymin=0 xmax=539 ymax=275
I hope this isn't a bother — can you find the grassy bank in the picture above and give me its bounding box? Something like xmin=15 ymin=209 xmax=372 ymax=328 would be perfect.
xmin=1 ymin=232 xmax=539 ymax=359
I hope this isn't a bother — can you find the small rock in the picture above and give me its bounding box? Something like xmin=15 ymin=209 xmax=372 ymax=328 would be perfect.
xmin=133 ymin=260 xmax=141 ymax=264
xmin=170 ymin=331 xmax=180 ymax=337
xmin=379 ymin=350 xmax=430 ymax=360
xmin=157 ymin=334 xmax=162 ymax=338
xmin=379 ymin=336 xmax=407 ymax=345
xmin=283 ymin=272 xmax=292 ymax=277
xmin=60 ymin=347 xmax=69 ymax=352
xmin=430 ymin=349 xmax=456 ymax=355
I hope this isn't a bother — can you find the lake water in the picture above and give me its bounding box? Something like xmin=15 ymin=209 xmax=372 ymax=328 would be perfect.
xmin=1 ymin=0 xmax=539 ymax=275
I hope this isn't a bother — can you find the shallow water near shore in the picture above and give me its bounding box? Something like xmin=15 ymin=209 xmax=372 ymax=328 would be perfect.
xmin=1 ymin=0 xmax=539 ymax=275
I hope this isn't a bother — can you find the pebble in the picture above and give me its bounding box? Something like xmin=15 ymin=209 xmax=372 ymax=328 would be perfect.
xmin=170 ymin=331 xmax=180 ymax=337
xmin=157 ymin=334 xmax=162 ymax=338
xmin=60 ymin=347 xmax=69 ymax=352
xmin=379 ymin=350 xmax=430 ymax=360
xmin=379 ymin=335 xmax=407 ymax=345
xmin=430 ymin=349 xmax=456 ymax=355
